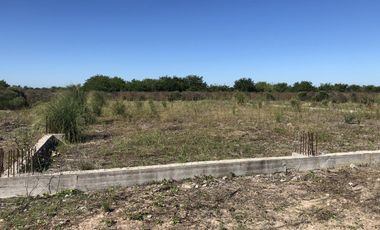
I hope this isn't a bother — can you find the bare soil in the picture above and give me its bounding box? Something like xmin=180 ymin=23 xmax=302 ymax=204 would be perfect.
xmin=1 ymin=165 xmax=379 ymax=229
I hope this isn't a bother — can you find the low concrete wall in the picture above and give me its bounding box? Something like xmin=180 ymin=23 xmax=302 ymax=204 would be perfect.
xmin=1 ymin=150 xmax=380 ymax=198
xmin=1 ymin=134 xmax=64 ymax=178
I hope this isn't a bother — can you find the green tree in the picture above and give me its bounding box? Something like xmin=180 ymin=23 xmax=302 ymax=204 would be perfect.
xmin=255 ymin=81 xmax=273 ymax=92
xmin=292 ymin=81 xmax=315 ymax=92
xmin=0 ymin=80 xmax=9 ymax=88
xmin=273 ymin=83 xmax=289 ymax=92
xmin=184 ymin=75 xmax=207 ymax=91
xmin=83 ymin=75 xmax=126 ymax=92
xmin=234 ymin=78 xmax=256 ymax=92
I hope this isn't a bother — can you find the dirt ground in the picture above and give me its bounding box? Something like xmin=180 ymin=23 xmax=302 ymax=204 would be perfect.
xmin=1 ymin=164 xmax=379 ymax=229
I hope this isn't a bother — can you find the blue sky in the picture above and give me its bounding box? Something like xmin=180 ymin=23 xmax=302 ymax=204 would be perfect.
xmin=1 ymin=0 xmax=380 ymax=87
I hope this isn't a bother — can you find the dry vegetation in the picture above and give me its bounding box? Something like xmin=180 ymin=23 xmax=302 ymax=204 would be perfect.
xmin=48 ymin=99 xmax=380 ymax=171
xmin=1 ymin=165 xmax=379 ymax=229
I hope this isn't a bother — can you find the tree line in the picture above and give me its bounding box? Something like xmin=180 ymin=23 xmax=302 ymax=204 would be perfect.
xmin=82 ymin=75 xmax=380 ymax=93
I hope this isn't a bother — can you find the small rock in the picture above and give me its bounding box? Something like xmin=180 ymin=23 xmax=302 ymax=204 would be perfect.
xmin=352 ymin=186 xmax=363 ymax=191
xmin=195 ymin=184 xmax=199 ymax=189
xmin=350 ymin=163 xmax=357 ymax=169
xmin=291 ymin=176 xmax=300 ymax=181
xmin=181 ymin=183 xmax=192 ymax=190
xmin=280 ymin=179 xmax=286 ymax=182
xmin=202 ymin=184 xmax=207 ymax=187
xmin=222 ymin=176 xmax=228 ymax=180
xmin=146 ymin=214 xmax=152 ymax=219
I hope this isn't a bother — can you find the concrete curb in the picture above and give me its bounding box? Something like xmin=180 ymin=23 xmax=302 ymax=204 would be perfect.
xmin=1 ymin=150 xmax=379 ymax=198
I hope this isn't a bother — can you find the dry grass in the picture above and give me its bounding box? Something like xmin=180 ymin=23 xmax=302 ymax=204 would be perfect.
xmin=1 ymin=165 xmax=379 ymax=229
xmin=46 ymin=99 xmax=380 ymax=171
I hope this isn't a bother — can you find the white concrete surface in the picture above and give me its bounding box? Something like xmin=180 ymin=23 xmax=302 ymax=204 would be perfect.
xmin=0 ymin=150 xmax=379 ymax=198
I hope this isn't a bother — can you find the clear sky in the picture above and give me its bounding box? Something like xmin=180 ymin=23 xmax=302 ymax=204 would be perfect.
xmin=1 ymin=0 xmax=380 ymax=87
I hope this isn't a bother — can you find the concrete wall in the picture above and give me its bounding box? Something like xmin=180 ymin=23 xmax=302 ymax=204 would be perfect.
xmin=1 ymin=134 xmax=64 ymax=177
xmin=1 ymin=150 xmax=380 ymax=198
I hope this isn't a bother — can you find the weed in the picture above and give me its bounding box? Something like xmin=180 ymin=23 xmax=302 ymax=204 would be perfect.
xmin=103 ymin=218 xmax=117 ymax=227
xmin=111 ymin=101 xmax=126 ymax=117
xmin=101 ymin=200 xmax=114 ymax=213
xmin=88 ymin=91 xmax=106 ymax=116
xmin=274 ymin=110 xmax=284 ymax=123
xmin=361 ymin=96 xmax=375 ymax=107
xmin=312 ymin=208 xmax=337 ymax=221
xmin=290 ymin=98 xmax=301 ymax=112
xmin=234 ymin=92 xmax=247 ymax=105
xmin=78 ymin=161 xmax=95 ymax=170
xmin=126 ymin=212 xmax=146 ymax=221
xmin=162 ymin=100 xmax=168 ymax=108
xmin=343 ymin=112 xmax=360 ymax=124
xmin=134 ymin=101 xmax=143 ymax=110
xmin=148 ymin=100 xmax=159 ymax=117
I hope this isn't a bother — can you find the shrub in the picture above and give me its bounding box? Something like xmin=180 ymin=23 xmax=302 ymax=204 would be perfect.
xmin=375 ymin=95 xmax=380 ymax=104
xmin=111 ymin=101 xmax=126 ymax=117
xmin=297 ymin=92 xmax=311 ymax=101
xmin=331 ymin=93 xmax=348 ymax=103
xmin=314 ymin=91 xmax=329 ymax=102
xmin=0 ymin=88 xmax=28 ymax=110
xmin=360 ymin=96 xmax=375 ymax=107
xmin=45 ymin=87 xmax=92 ymax=142
xmin=162 ymin=101 xmax=168 ymax=108
xmin=234 ymin=92 xmax=247 ymax=105
xmin=343 ymin=112 xmax=360 ymax=124
xmin=274 ymin=110 xmax=284 ymax=123
xmin=265 ymin=92 xmax=275 ymax=101
xmin=148 ymin=100 xmax=158 ymax=117
xmin=88 ymin=91 xmax=106 ymax=116
xmin=168 ymin=92 xmax=182 ymax=101
xmin=79 ymin=161 xmax=95 ymax=170
xmin=290 ymin=98 xmax=301 ymax=112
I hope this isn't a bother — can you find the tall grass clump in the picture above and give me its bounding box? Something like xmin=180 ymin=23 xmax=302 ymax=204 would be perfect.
xmin=45 ymin=87 xmax=93 ymax=142
xmin=290 ymin=98 xmax=301 ymax=112
xmin=234 ymin=92 xmax=247 ymax=105
xmin=111 ymin=100 xmax=126 ymax=117
xmin=88 ymin=91 xmax=106 ymax=116
xmin=148 ymin=100 xmax=159 ymax=117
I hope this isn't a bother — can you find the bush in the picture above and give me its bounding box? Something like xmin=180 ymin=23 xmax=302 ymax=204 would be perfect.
xmin=111 ymin=101 xmax=126 ymax=117
xmin=314 ymin=91 xmax=330 ymax=102
xmin=0 ymin=88 xmax=28 ymax=110
xmin=343 ymin=112 xmax=360 ymax=124
xmin=297 ymin=92 xmax=311 ymax=101
xmin=234 ymin=92 xmax=247 ymax=105
xmin=265 ymin=92 xmax=275 ymax=101
xmin=88 ymin=91 xmax=106 ymax=116
xmin=45 ymin=87 xmax=92 ymax=142
xmin=168 ymin=92 xmax=182 ymax=101
xmin=374 ymin=94 xmax=380 ymax=104
xmin=331 ymin=93 xmax=348 ymax=103
xmin=148 ymin=100 xmax=158 ymax=117
xmin=360 ymin=96 xmax=375 ymax=107
xmin=290 ymin=98 xmax=301 ymax=112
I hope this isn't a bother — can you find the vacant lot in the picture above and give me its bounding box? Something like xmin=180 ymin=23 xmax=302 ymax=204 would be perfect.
xmin=1 ymin=99 xmax=380 ymax=172
xmin=44 ymin=99 xmax=380 ymax=171
xmin=1 ymin=165 xmax=379 ymax=229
